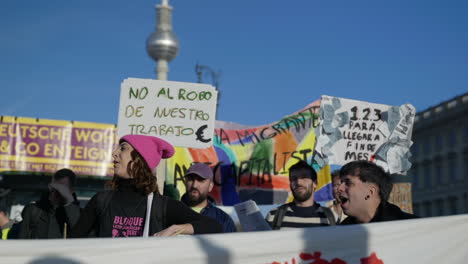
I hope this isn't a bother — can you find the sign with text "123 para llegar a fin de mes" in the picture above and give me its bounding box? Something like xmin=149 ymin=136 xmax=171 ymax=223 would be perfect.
xmin=118 ymin=78 xmax=218 ymax=149
xmin=314 ymin=95 xmax=416 ymax=174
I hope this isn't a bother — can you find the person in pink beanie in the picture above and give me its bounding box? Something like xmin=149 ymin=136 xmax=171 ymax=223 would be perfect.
xmin=70 ymin=135 xmax=222 ymax=238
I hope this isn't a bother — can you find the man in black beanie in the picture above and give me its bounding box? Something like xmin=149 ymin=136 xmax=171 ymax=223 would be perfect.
xmin=18 ymin=168 xmax=81 ymax=239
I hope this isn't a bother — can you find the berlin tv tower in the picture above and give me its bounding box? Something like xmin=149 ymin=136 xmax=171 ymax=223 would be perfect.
xmin=146 ymin=0 xmax=179 ymax=81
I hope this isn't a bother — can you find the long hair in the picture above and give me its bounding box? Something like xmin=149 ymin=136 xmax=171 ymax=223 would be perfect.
xmin=108 ymin=149 xmax=159 ymax=195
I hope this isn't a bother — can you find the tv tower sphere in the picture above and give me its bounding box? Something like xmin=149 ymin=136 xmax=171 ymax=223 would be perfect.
xmin=146 ymin=0 xmax=179 ymax=63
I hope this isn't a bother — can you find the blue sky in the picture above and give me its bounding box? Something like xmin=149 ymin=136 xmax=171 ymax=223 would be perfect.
xmin=1 ymin=0 xmax=467 ymax=126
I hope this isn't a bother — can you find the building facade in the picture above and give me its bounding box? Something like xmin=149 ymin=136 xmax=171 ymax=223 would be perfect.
xmin=409 ymin=93 xmax=468 ymax=217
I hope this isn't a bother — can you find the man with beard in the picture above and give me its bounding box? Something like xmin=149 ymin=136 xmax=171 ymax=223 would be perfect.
xmin=266 ymin=161 xmax=336 ymax=230
xmin=338 ymin=161 xmax=418 ymax=225
xmin=181 ymin=163 xmax=237 ymax=233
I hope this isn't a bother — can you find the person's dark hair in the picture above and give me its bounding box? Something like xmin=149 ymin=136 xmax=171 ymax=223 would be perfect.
xmin=0 ymin=185 xmax=12 ymax=215
xmin=109 ymin=149 xmax=158 ymax=195
xmin=53 ymin=168 xmax=77 ymax=187
xmin=331 ymin=169 xmax=341 ymax=180
xmin=289 ymin=160 xmax=317 ymax=182
xmin=0 ymin=199 xmax=9 ymax=215
xmin=340 ymin=161 xmax=393 ymax=201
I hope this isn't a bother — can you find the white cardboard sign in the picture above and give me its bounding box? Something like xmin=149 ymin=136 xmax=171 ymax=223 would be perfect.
xmin=314 ymin=95 xmax=416 ymax=174
xmin=234 ymin=200 xmax=272 ymax=232
xmin=117 ymin=78 xmax=218 ymax=148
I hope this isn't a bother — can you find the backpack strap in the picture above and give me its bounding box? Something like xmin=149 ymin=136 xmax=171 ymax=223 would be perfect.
xmin=322 ymin=206 xmax=336 ymax=226
xmin=271 ymin=204 xmax=290 ymax=230
xmin=143 ymin=193 xmax=154 ymax=237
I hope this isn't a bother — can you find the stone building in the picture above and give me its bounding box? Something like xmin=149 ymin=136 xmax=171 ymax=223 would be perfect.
xmin=409 ymin=93 xmax=468 ymax=217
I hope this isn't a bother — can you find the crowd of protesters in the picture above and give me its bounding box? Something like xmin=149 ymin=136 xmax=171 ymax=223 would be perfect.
xmin=0 ymin=134 xmax=418 ymax=240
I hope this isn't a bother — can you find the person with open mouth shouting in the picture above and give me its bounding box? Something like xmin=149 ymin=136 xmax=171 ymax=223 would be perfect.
xmin=338 ymin=160 xmax=418 ymax=225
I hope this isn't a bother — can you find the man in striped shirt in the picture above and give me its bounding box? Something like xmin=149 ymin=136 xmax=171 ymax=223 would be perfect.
xmin=265 ymin=161 xmax=335 ymax=230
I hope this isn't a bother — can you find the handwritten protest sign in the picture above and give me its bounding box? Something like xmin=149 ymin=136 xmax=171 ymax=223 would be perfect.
xmin=117 ymin=78 xmax=218 ymax=148
xmin=314 ymin=95 xmax=416 ymax=174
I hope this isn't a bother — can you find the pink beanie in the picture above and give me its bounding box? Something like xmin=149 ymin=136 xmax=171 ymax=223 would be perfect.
xmin=120 ymin=135 xmax=175 ymax=170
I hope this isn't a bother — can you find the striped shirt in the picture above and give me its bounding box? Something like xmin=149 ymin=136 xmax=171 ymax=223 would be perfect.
xmin=265 ymin=202 xmax=333 ymax=230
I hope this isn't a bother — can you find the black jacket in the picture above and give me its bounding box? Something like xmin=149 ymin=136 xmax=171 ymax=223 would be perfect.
xmin=181 ymin=193 xmax=237 ymax=233
xmin=17 ymin=192 xmax=81 ymax=239
xmin=70 ymin=180 xmax=222 ymax=238
xmin=340 ymin=201 xmax=418 ymax=225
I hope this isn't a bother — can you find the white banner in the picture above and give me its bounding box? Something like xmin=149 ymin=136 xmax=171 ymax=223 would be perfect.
xmin=2 ymin=214 xmax=467 ymax=264
xmin=118 ymin=78 xmax=218 ymax=148
xmin=314 ymin=95 xmax=416 ymax=174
